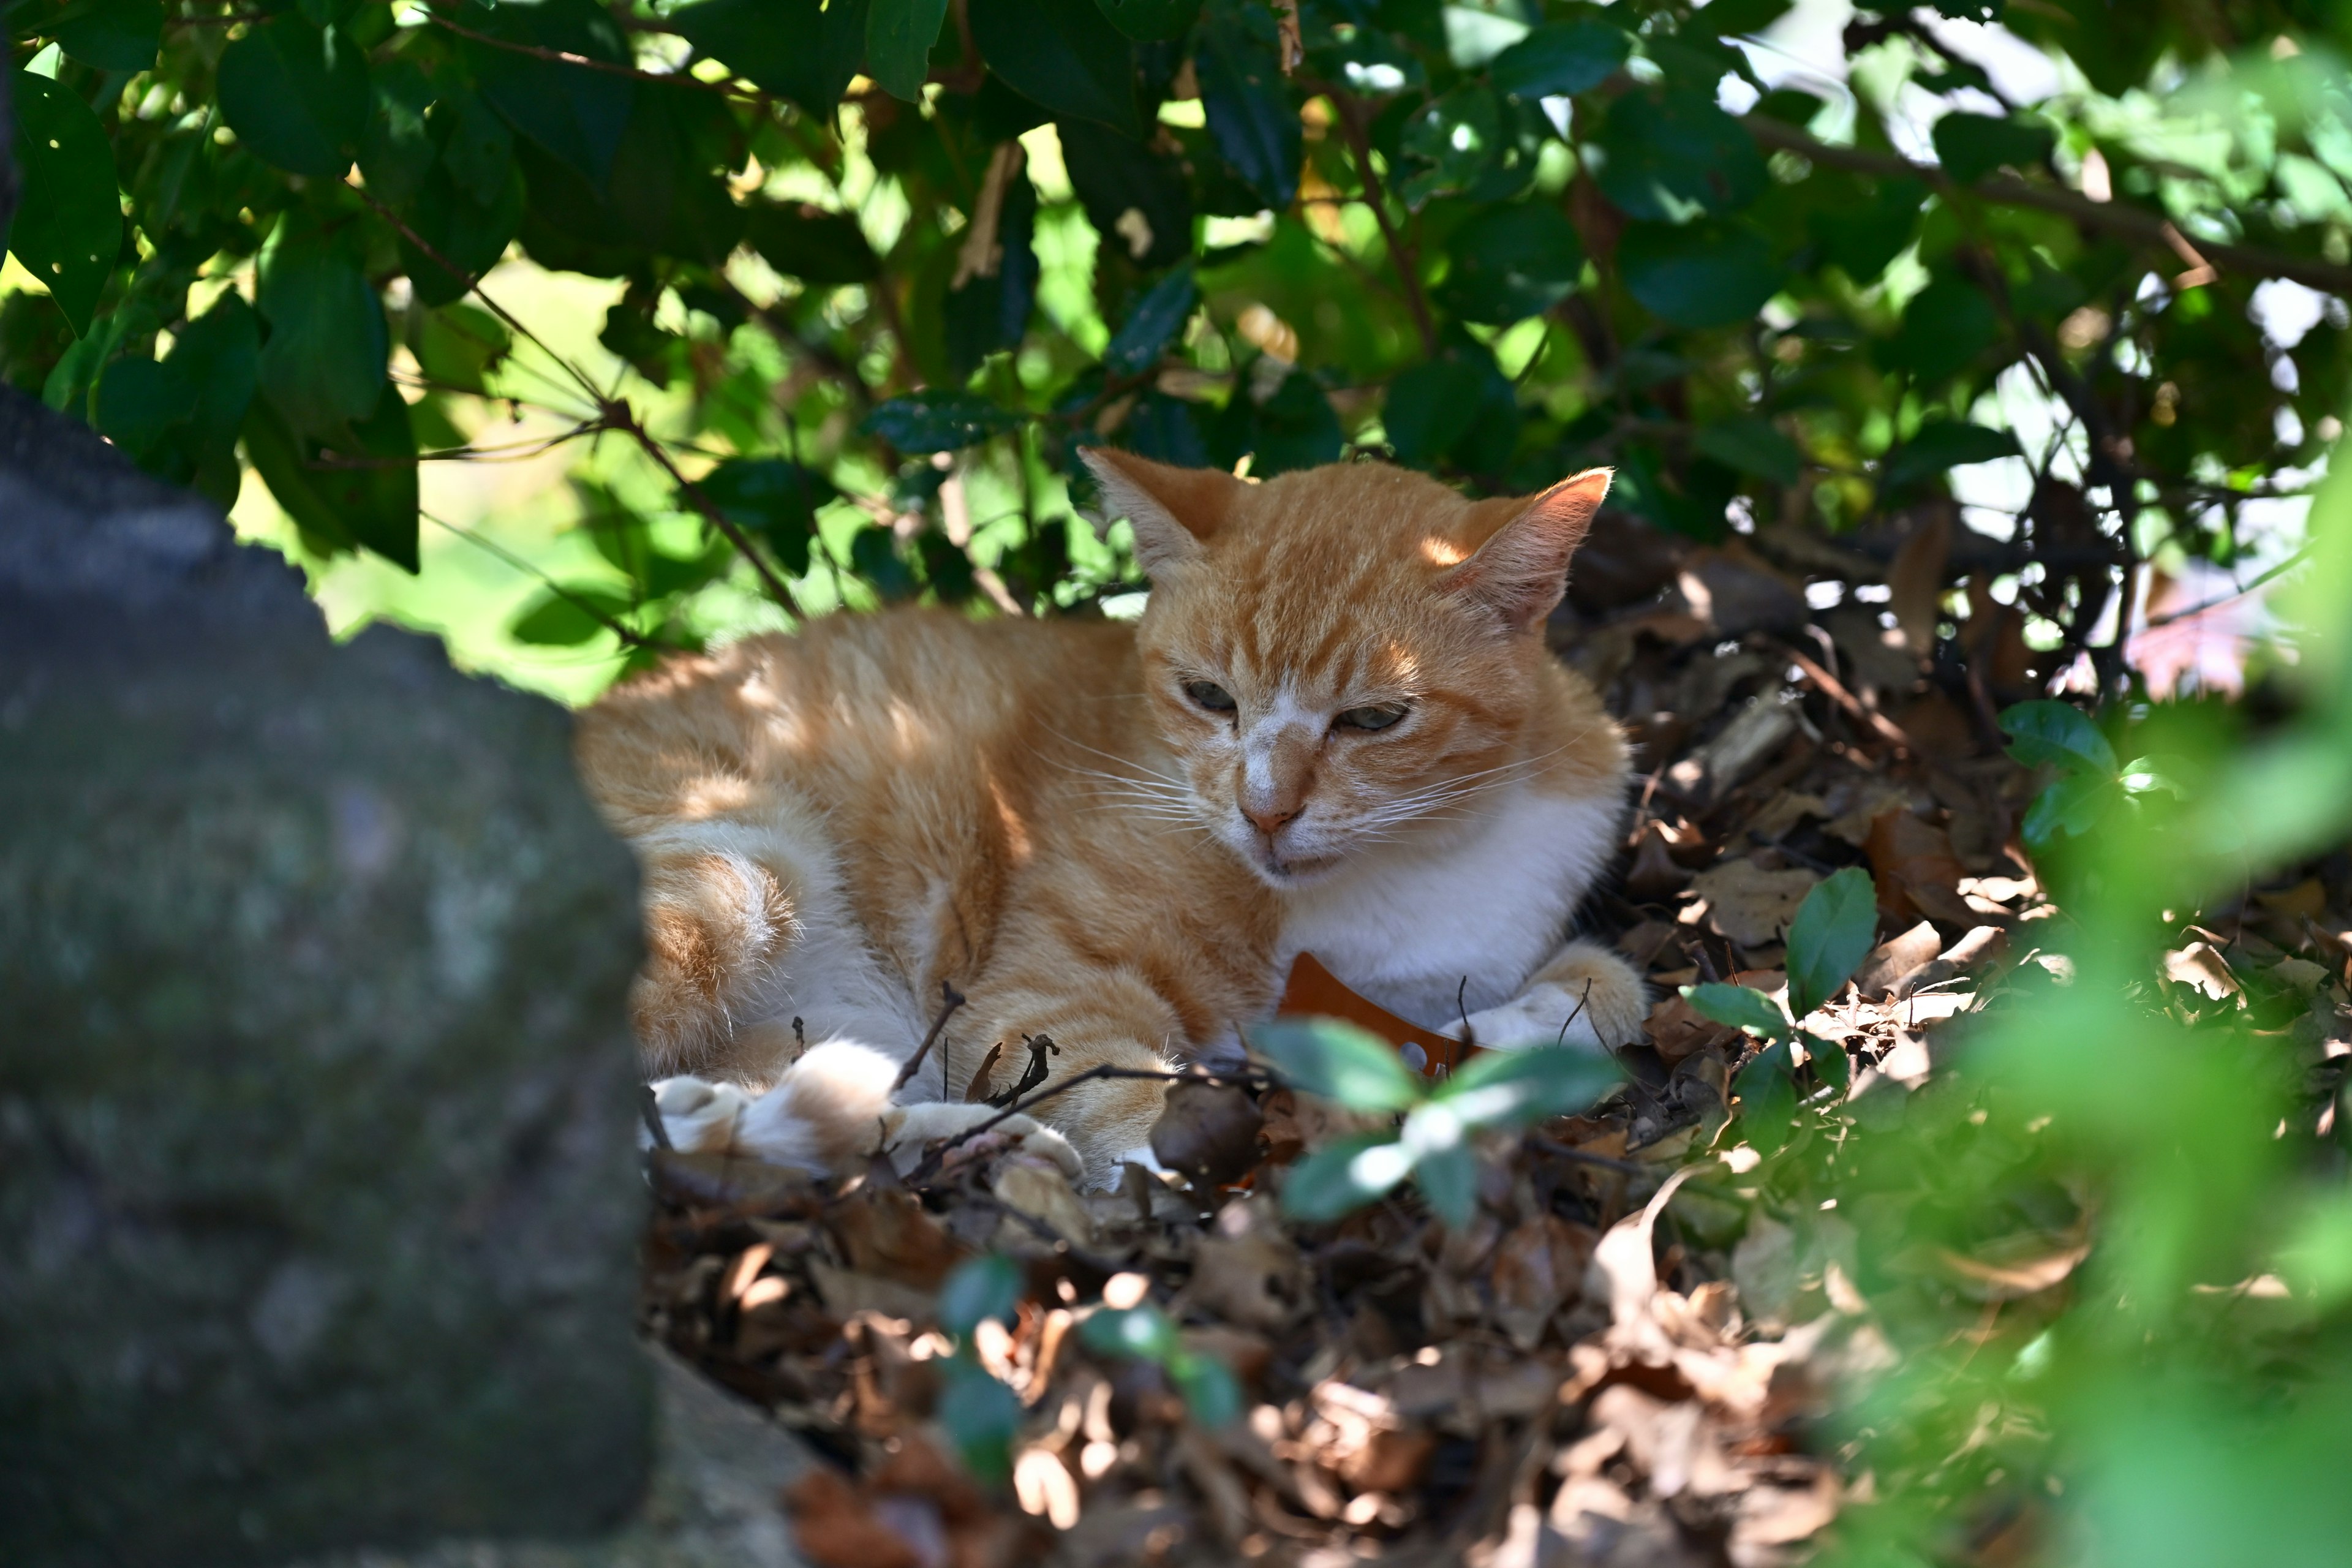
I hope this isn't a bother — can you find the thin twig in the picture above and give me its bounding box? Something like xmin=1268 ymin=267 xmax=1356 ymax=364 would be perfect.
xmin=1526 ymin=1135 xmax=1648 ymax=1178
xmin=421 ymin=510 xmax=655 ymax=647
xmin=422 ymin=10 xmax=773 ymax=105
xmin=903 ymin=1065 xmax=1259 ymax=1185
xmin=892 ymin=982 xmax=968 ymax=1093
xmin=1775 ymin=640 xmax=1915 ymax=751
xmin=601 ymin=398 xmax=807 ymax=614
xmin=1302 ymin=78 xmax=1439 ymax=357
xmin=639 ymin=1084 xmax=674 ymax=1150
xmin=1553 ymin=978 xmax=1595 ymax=1047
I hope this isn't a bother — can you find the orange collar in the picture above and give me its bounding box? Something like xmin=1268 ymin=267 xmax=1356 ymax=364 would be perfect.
xmin=1276 ymin=953 xmax=1480 ymax=1080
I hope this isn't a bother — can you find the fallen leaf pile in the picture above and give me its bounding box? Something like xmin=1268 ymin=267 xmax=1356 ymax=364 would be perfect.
xmin=639 ymin=507 xmax=2352 ymax=1567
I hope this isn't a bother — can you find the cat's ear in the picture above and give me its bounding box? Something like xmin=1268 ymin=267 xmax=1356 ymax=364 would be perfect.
xmin=1439 ymin=467 xmax=1613 ymax=633
xmin=1077 ymin=448 xmax=1246 ymax=576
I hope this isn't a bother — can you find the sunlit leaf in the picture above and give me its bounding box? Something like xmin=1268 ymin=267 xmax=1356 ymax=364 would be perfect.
xmin=1681 ymin=982 xmax=1790 ymax=1039
xmin=1785 ymin=866 xmax=1879 ymax=1019
xmin=1436 ymin=1044 xmax=1623 ymax=1126
xmin=6 ymin=69 xmax=122 ymax=336
xmin=2001 ymin=700 xmax=2119 ymax=777
xmin=1488 ymin=20 xmax=1629 ymax=100
xmin=1280 ymin=1131 xmax=1413 ymax=1220
xmin=1251 ymin=1017 xmax=1423 ymax=1112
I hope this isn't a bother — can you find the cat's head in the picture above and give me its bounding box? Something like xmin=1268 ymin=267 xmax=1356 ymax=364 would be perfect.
xmin=1079 ymin=450 xmax=1613 ymax=886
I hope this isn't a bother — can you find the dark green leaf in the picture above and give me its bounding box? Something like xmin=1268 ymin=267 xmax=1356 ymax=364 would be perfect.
xmin=946 ymin=171 xmax=1039 ymax=375
xmin=241 ymin=390 xmax=418 ymax=572
xmin=511 ymin=586 xmax=633 ymax=645
xmin=1061 ymin=125 xmax=1194 ymax=271
xmin=1436 ymin=198 xmax=1585 ymax=324
xmin=1212 ymin=366 xmax=1341 ymax=477
xmin=668 ymin=0 xmax=869 ymax=113
xmin=1694 ymin=415 xmax=1801 ymax=486
xmin=6 ymin=69 xmax=122 ymax=336
xmin=409 ymin=303 xmax=511 ymax=396
xmin=1251 ymin=1016 xmax=1423 ymax=1111
xmin=359 ymin=61 xmax=439 ymax=209
xmin=217 ymin=17 xmax=369 ymax=178
xmin=1931 ymin=111 xmax=2056 ymax=184
xmin=1810 ymin=176 xmax=1926 ymax=285
xmin=861 ymin=391 xmax=1020 ymax=453
xmin=937 ymin=1358 xmax=1020 ymax=1485
xmin=1880 ymin=418 xmax=2020 ymax=490
xmin=1801 ymin=1028 xmax=1851 ymax=1094
xmin=970 ymin=0 xmax=1138 ymax=137
xmin=1436 ymin=1044 xmax=1624 ymax=1125
xmin=256 ymin=219 xmax=388 ymax=437
xmin=938 ymin=1254 xmax=1023 ymax=1335
xmin=1880 ymin=274 xmax=2000 ymax=385
xmin=460 ymin=0 xmax=635 ymax=184
xmin=1103 ymin=262 xmax=1195 ymax=375
xmin=1281 ymin=1131 xmax=1412 ymax=1220
xmin=1080 ymin=1303 xmax=1182 ymax=1362
xmin=51 ymin=0 xmax=162 ymax=71
xmin=2000 ymin=699 xmax=2119 ymax=777
xmin=2021 ymin=767 xmax=2114 ymax=849
xmin=1398 ymin=85 xmax=1536 ymax=208
xmin=1488 ymin=20 xmax=1628 ymax=99
xmin=866 ymin=0 xmax=950 ymax=102
xmin=1382 ymin=350 xmax=1493 ymax=468
xmin=1169 ymin=1352 xmax=1243 ymax=1427
xmin=1197 ymin=10 xmax=1298 ymax=208
xmin=1592 ymin=89 xmax=1766 ymax=222
xmin=1784 ymin=866 xmax=1879 ymax=1019
xmin=1733 ymin=1039 xmax=1796 ymax=1150
xmin=1618 ymin=219 xmax=1784 ymax=329
xmin=1690 ymin=0 xmax=1794 ymax=36
xmin=1411 ymin=1137 xmax=1478 ymax=1229
xmin=402 ymin=158 xmax=527 ymax=307
xmin=695 ymin=457 xmax=837 ymax=574
xmin=744 ymin=203 xmax=881 ymax=285
xmin=164 ymin=292 xmax=260 ymax=489
xmin=1681 ymin=982 xmax=1791 ymax=1039
xmin=1095 ymin=0 xmax=1197 ymax=42
xmin=94 ymin=354 xmax=197 ymax=465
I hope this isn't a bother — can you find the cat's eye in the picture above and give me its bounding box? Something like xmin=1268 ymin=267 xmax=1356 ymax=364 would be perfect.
xmin=1335 ymin=705 xmax=1408 ymax=733
xmin=1183 ymin=680 xmax=1237 ymax=714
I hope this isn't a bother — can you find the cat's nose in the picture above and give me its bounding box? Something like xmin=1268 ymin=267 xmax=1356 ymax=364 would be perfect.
xmin=1243 ymin=802 xmax=1300 ymax=836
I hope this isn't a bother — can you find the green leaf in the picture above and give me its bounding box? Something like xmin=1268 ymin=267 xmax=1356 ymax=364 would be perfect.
xmin=1488 ymin=20 xmax=1628 ymax=99
xmin=1169 ymin=1352 xmax=1243 ymax=1427
xmin=360 ymin=60 xmax=439 ymax=209
xmin=1690 ymin=0 xmax=1795 ymax=36
xmin=241 ymin=390 xmax=419 ymax=571
xmin=695 ymin=457 xmax=838 ymax=574
xmin=402 ymin=157 xmax=527 ymax=307
xmin=1435 ymin=1045 xmax=1624 ymax=1126
xmin=667 ymin=0 xmax=869 ymax=114
xmin=1398 ymin=85 xmax=1535 ymax=208
xmin=459 ymin=0 xmax=635 ymax=184
xmin=1103 ymin=263 xmax=1196 ymax=375
xmin=1251 ymin=1017 xmax=1424 ymax=1112
xmin=1784 ymin=866 xmax=1879 ymax=1019
xmin=1436 ymin=198 xmax=1585 ymax=324
xmin=1931 ymin=111 xmax=2055 ymax=183
xmin=1197 ymin=10 xmax=1298 ymax=208
xmin=937 ymin=1357 xmax=1020 ymax=1485
xmin=1693 ymin=415 xmax=1801 ymax=486
xmin=50 ymin=0 xmax=162 ymax=71
xmin=510 ymin=586 xmax=632 ymax=645
xmin=1080 ymin=1303 xmax=1181 ymax=1362
xmin=743 ymin=203 xmax=881 ymax=285
xmin=946 ymin=171 xmax=1039 ymax=375
xmin=256 ymin=218 xmax=389 ymax=438
xmin=1281 ymin=1131 xmax=1414 ymax=1221
xmin=1732 ymin=1039 xmax=1796 ymax=1150
xmin=2021 ymin=768 xmax=2116 ymax=850
xmin=94 ymin=354 xmax=197 ymax=466
xmin=1211 ymin=367 xmax=1340 ymax=477
xmin=938 ymin=1254 xmax=1023 ymax=1335
xmin=1384 ymin=346 xmax=1501 ymax=468
xmin=1880 ymin=419 xmax=2021 ymax=490
xmin=1592 ymin=89 xmax=1766 ymax=222
xmin=861 ymin=391 xmax=1020 ymax=453
xmin=5 ymin=70 xmax=121 ymax=336
xmin=1880 ymin=274 xmax=2000 ymax=385
xmin=217 ymin=17 xmax=370 ymax=178
xmin=1062 ymin=126 xmax=1194 ymax=271
xmin=1410 ymin=1134 xmax=1479 ymax=1229
xmin=1810 ymin=176 xmax=1926 ymax=285
xmin=866 ymin=0 xmax=950 ymax=102
xmin=1094 ymin=0 xmax=1197 ymax=43
xmin=409 ymin=303 xmax=512 ymax=396
xmin=1618 ymin=219 xmax=1784 ymax=329
xmin=2000 ymin=699 xmax=2119 ymax=776
xmin=969 ymin=0 xmax=1138 ymax=137
xmin=1801 ymin=1028 xmax=1851 ymax=1095
xmin=1681 ymin=982 xmax=1791 ymax=1039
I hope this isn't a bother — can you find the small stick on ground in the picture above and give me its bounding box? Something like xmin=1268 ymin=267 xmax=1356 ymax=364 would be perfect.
xmin=1554 ymin=978 xmax=1597 ymax=1047
xmin=639 ymin=1084 xmax=673 ymax=1152
xmin=892 ymin=982 xmax=967 ymax=1093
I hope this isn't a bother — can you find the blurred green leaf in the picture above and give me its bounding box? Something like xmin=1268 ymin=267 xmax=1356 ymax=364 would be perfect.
xmin=1095 ymin=0 xmax=1198 ymax=42
xmin=1618 ymin=219 xmax=1784 ymax=328
xmin=867 ymin=0 xmax=950 ymax=101
xmin=667 ymin=0 xmax=869 ymax=113
xmin=1079 ymin=1302 xmax=1181 ymax=1361
xmin=1693 ymin=415 xmax=1801 ymax=486
xmin=862 ymin=391 xmax=1021 ymax=453
xmin=1488 ymin=20 xmax=1628 ymax=99
xmin=937 ymin=1357 xmax=1020 ymax=1484
xmin=6 ymin=69 xmax=121 ymax=336
xmin=1104 ymin=262 xmax=1196 ymax=375
xmin=1785 ymin=867 xmax=1879 ymax=1019
xmin=1281 ymin=1131 xmax=1414 ymax=1220
xmin=1932 ymin=111 xmax=2056 ymax=183
xmin=1437 ymin=198 xmax=1585 ymax=324
xmin=1251 ymin=1016 xmax=1424 ymax=1111
xmin=1810 ymin=176 xmax=1927 ymax=285
xmin=50 ymin=0 xmax=162 ymax=71
xmin=1682 ymin=982 xmax=1791 ymax=1039
xmin=1197 ymin=9 xmax=1298 ymax=208
xmin=1592 ymin=89 xmax=1766 ymax=222
xmin=217 ymin=17 xmax=369 ymax=178
xmin=971 ymin=0 xmax=1139 ymax=137
xmin=696 ymin=458 xmax=839 ymax=574
xmin=1435 ymin=1044 xmax=1623 ymax=1126
xmin=938 ymin=1253 xmax=1023 ymax=1335
xmin=2002 ymin=699 xmax=2120 ymax=776
xmin=1733 ymin=1038 xmax=1796 ymax=1148
xmin=744 ymin=203 xmax=882 ymax=285
xmin=256 ymin=219 xmax=388 ymax=438
xmin=1882 ymin=273 xmax=2001 ymax=385
xmin=1169 ymin=1351 xmax=1243 ymax=1427
xmin=511 ymin=586 xmax=632 ymax=645
xmin=1880 ymin=418 xmax=2021 ymax=489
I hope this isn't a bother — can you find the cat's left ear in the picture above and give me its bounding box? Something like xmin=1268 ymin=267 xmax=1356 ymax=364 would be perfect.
xmin=1439 ymin=468 xmax=1613 ymax=633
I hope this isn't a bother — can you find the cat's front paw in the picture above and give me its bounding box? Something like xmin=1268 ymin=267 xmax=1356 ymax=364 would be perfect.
xmin=1468 ymin=947 xmax=1647 ymax=1052
xmin=886 ymin=1101 xmax=1084 ymax=1185
xmin=647 ymin=1074 xmax=755 ymax=1153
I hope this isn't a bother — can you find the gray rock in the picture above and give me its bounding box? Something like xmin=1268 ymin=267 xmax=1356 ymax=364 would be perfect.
xmin=0 ymin=386 xmax=654 ymax=1565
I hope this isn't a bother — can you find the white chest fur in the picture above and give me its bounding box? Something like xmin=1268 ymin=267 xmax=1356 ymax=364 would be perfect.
xmin=1275 ymin=785 xmax=1622 ymax=1031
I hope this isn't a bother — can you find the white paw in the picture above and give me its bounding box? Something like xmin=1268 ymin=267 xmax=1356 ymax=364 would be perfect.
xmin=1468 ymin=970 xmax=1646 ymax=1052
xmin=647 ymin=1075 xmax=753 ymax=1154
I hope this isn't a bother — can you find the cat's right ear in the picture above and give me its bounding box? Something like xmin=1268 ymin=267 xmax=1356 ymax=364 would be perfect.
xmin=1077 ymin=448 xmax=1245 ymax=576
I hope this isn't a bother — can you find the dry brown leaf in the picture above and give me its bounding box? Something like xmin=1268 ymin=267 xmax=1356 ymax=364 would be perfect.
xmin=1491 ymin=1214 xmax=1600 ymax=1351
xmin=992 ymin=1156 xmax=1097 ymax=1248
xmin=1149 ymin=1079 xmax=1262 ymax=1187
xmin=1689 ymin=860 xmax=1820 ymax=947
xmin=1865 ymin=810 xmax=1977 ymax=928
xmin=786 ymin=1469 xmax=925 ymax=1568
xmin=1932 ymin=1236 xmax=2092 ymax=1301
xmin=1854 ymin=920 xmax=1943 ymax=999
xmin=1886 ymin=508 xmax=1951 ymax=657
xmin=2164 ymin=941 xmax=2241 ymax=1001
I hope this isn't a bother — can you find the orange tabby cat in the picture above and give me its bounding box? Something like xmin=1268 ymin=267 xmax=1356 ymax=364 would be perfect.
xmin=578 ymin=451 xmax=1643 ymax=1185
